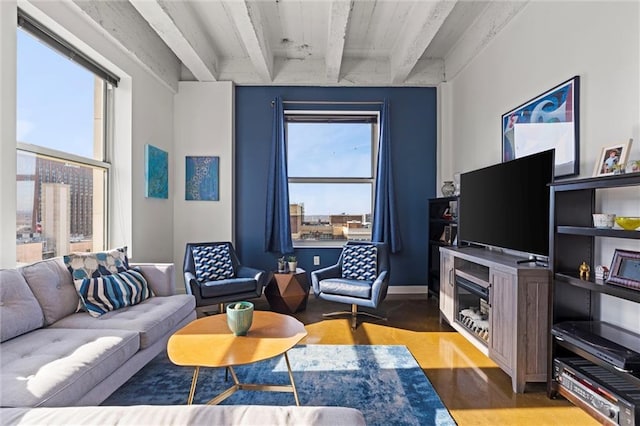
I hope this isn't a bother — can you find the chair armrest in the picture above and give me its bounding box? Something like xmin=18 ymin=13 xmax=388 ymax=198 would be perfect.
xmin=370 ymin=270 xmax=390 ymax=307
xmin=311 ymin=264 xmax=341 ymax=295
xmin=236 ymin=266 xmax=270 ymax=294
xmin=130 ymin=263 xmax=175 ymax=297
xmin=183 ymin=271 xmax=198 ymax=297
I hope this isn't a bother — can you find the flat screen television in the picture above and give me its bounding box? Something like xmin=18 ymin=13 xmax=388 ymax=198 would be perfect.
xmin=458 ymin=149 xmax=554 ymax=258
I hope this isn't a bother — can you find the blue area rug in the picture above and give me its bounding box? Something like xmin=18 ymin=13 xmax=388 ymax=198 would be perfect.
xmin=104 ymin=345 xmax=456 ymax=426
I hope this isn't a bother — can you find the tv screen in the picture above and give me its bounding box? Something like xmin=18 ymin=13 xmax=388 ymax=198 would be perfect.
xmin=458 ymin=149 xmax=554 ymax=258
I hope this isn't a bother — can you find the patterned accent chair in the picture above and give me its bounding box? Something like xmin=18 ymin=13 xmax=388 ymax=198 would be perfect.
xmin=311 ymin=241 xmax=390 ymax=330
xmin=183 ymin=242 xmax=269 ymax=315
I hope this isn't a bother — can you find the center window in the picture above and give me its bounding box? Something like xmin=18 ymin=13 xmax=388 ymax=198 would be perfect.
xmin=286 ymin=112 xmax=378 ymax=247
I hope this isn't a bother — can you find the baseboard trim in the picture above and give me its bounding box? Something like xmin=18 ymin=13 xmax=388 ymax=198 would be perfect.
xmin=388 ymin=285 xmax=428 ymax=294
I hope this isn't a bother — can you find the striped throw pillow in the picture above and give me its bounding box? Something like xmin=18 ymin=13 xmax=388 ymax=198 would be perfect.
xmin=74 ymin=268 xmax=154 ymax=317
xmin=192 ymin=244 xmax=235 ymax=282
xmin=342 ymin=245 xmax=378 ymax=281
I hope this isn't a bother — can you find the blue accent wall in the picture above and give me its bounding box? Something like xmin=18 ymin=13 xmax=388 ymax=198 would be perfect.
xmin=235 ymin=86 xmax=437 ymax=287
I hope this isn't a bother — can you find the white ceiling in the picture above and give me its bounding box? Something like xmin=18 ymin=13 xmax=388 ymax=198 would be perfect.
xmin=73 ymin=0 xmax=529 ymax=87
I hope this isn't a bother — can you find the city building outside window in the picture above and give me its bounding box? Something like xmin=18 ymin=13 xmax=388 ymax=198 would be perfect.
xmin=286 ymin=112 xmax=378 ymax=247
xmin=16 ymin=12 xmax=117 ymax=265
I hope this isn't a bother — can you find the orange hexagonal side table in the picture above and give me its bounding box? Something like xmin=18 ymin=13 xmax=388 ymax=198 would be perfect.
xmin=265 ymin=268 xmax=310 ymax=314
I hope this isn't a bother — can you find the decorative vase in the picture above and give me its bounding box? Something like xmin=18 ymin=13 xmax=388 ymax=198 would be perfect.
xmin=441 ymin=181 xmax=455 ymax=197
xmin=277 ymin=260 xmax=286 ymax=273
xmin=288 ymin=262 xmax=298 ymax=273
xmin=226 ymin=301 xmax=254 ymax=336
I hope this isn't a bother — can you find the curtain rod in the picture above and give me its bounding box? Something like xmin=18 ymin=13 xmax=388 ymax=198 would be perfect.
xmin=271 ymin=100 xmax=384 ymax=106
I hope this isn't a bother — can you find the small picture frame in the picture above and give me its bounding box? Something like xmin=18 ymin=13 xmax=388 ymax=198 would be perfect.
xmin=593 ymin=138 xmax=633 ymax=177
xmin=606 ymin=249 xmax=640 ymax=291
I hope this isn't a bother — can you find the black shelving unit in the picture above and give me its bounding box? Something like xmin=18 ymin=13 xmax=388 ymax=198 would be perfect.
xmin=427 ymin=196 xmax=458 ymax=297
xmin=548 ymin=172 xmax=640 ymax=415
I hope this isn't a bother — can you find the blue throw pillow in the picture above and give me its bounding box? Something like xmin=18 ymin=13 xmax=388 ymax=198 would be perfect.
xmin=192 ymin=244 xmax=235 ymax=282
xmin=342 ymin=245 xmax=377 ymax=281
xmin=74 ymin=268 xmax=154 ymax=318
xmin=64 ymin=246 xmax=130 ymax=312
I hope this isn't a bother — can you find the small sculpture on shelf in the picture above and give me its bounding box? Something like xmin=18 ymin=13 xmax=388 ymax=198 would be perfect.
xmin=595 ymin=265 xmax=609 ymax=281
xmin=579 ymin=261 xmax=590 ymax=280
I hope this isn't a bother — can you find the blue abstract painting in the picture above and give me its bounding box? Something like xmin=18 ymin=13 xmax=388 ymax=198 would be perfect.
xmin=145 ymin=144 xmax=168 ymax=199
xmin=185 ymin=156 xmax=219 ymax=201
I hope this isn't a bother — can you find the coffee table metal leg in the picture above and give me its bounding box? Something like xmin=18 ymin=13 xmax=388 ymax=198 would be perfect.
xmin=284 ymin=352 xmax=300 ymax=406
xmin=207 ymin=368 xmax=241 ymax=405
xmin=202 ymin=353 xmax=302 ymax=406
xmin=188 ymin=366 xmax=200 ymax=405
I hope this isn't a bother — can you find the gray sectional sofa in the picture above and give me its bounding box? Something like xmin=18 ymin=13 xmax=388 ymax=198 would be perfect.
xmin=1 ymin=405 xmax=366 ymax=425
xmin=0 ymin=258 xmax=196 ymax=407
xmin=0 ymin=257 xmax=367 ymax=425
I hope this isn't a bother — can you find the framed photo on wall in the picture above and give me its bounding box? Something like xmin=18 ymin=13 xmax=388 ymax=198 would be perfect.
xmin=502 ymin=76 xmax=580 ymax=178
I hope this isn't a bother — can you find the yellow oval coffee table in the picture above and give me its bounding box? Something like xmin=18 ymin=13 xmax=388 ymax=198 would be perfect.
xmin=167 ymin=311 xmax=307 ymax=406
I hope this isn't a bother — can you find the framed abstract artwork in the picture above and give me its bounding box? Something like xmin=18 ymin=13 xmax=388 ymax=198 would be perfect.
xmin=145 ymin=144 xmax=168 ymax=199
xmin=185 ymin=156 xmax=219 ymax=201
xmin=502 ymin=76 xmax=580 ymax=178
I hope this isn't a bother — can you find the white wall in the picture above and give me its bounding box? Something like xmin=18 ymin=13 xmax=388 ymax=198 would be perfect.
xmin=1 ymin=0 xmax=176 ymax=268
xmin=0 ymin=1 xmax=18 ymax=267
xmin=173 ymin=82 xmax=235 ymax=288
xmin=441 ymin=1 xmax=640 ymax=328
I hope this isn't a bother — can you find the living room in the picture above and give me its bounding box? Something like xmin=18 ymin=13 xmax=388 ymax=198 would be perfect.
xmin=1 ymin=1 xmax=639 ymax=425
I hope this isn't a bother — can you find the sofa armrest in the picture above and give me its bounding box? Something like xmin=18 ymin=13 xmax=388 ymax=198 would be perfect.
xmin=130 ymin=263 xmax=175 ymax=296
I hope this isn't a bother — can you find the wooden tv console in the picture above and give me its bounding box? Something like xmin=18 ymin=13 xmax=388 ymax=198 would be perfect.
xmin=439 ymin=246 xmax=550 ymax=393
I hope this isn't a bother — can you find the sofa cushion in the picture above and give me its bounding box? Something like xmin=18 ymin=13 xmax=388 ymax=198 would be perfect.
xmin=0 ymin=270 xmax=44 ymax=343
xmin=74 ymin=269 xmax=155 ymax=318
xmin=0 ymin=405 xmax=366 ymax=426
xmin=50 ymin=295 xmax=195 ymax=349
xmin=0 ymin=328 xmax=139 ymax=407
xmin=341 ymin=244 xmax=377 ymax=281
xmin=192 ymin=244 xmax=234 ymax=281
xmin=63 ymin=247 xmax=129 ymax=281
xmin=19 ymin=258 xmax=80 ymax=326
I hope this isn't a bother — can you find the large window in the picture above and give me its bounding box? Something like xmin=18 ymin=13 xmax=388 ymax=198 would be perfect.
xmin=16 ymin=12 xmax=117 ymax=265
xmin=286 ymin=112 xmax=378 ymax=247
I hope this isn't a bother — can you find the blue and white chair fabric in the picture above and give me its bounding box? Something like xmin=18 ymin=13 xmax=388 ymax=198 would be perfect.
xmin=183 ymin=242 xmax=269 ymax=314
xmin=311 ymin=241 xmax=390 ymax=329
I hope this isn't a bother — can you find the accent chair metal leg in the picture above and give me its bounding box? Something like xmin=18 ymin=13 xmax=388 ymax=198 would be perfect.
xmin=351 ymin=304 xmax=357 ymax=330
xmin=323 ymin=304 xmax=387 ymax=330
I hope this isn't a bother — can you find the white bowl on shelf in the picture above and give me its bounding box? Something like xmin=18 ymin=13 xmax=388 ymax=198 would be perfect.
xmin=592 ymin=213 xmax=616 ymax=229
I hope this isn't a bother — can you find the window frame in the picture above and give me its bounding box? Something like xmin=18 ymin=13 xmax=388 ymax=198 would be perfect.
xmin=15 ymin=14 xmax=115 ymax=262
xmin=285 ymin=110 xmax=379 ymax=248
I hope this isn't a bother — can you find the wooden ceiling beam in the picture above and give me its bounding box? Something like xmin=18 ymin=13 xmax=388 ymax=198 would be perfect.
xmin=390 ymin=0 xmax=456 ymax=84
xmin=444 ymin=1 xmax=529 ymax=81
xmin=129 ymin=0 xmax=218 ymax=82
xmin=222 ymin=0 xmax=273 ymax=83
xmin=325 ymin=0 xmax=353 ymax=83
